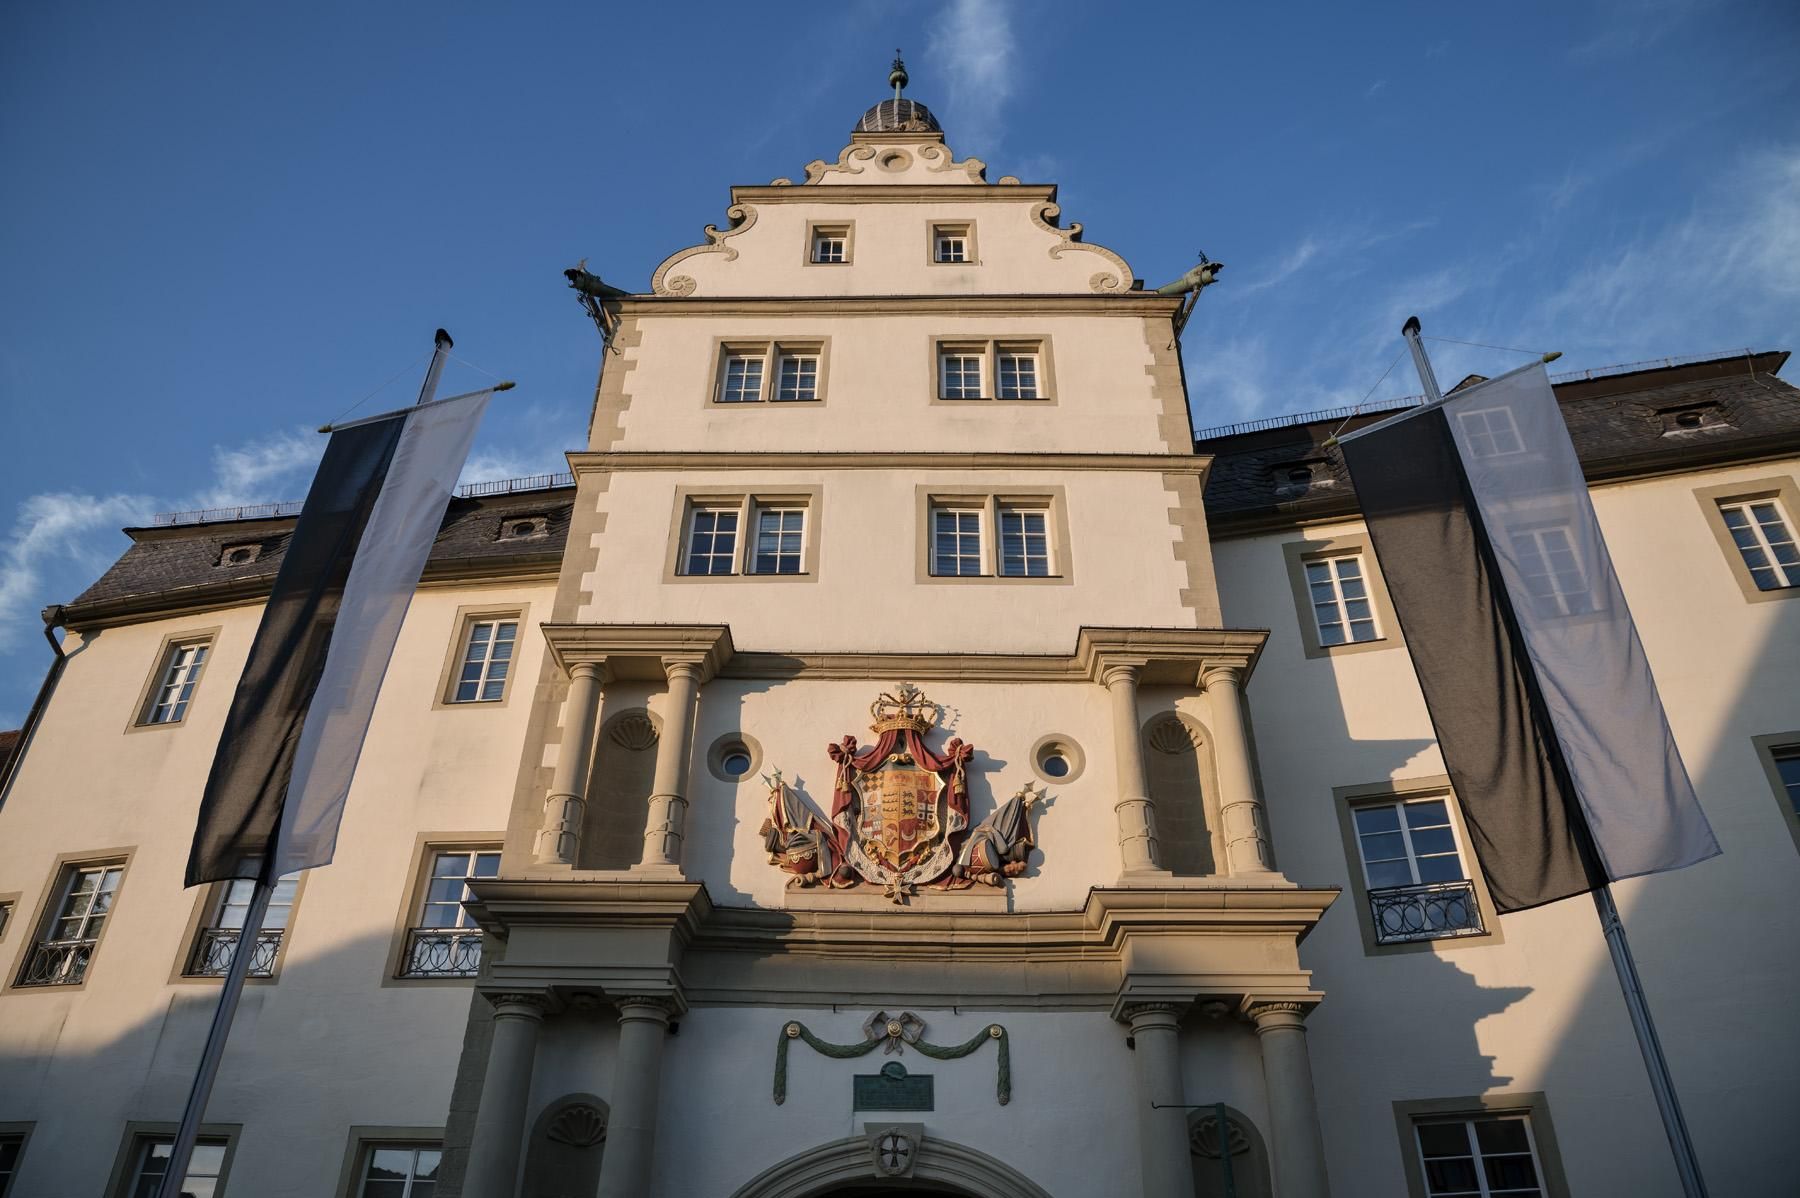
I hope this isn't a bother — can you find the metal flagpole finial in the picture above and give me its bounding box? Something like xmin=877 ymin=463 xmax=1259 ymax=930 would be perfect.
xmin=890 ymin=51 xmax=909 ymax=101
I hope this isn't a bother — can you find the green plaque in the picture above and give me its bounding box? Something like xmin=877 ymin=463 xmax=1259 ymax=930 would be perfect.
xmin=853 ymin=1060 xmax=934 ymax=1111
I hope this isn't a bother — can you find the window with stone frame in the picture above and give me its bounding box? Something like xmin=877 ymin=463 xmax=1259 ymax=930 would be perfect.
xmin=449 ymin=617 xmax=518 ymax=704
xmin=0 ymin=1132 xmax=24 ymax=1198
xmin=935 ymin=339 xmax=1050 ymax=401
xmin=809 ymin=225 xmax=849 ymax=264
xmin=354 ymin=1143 xmax=441 ymax=1198
xmin=139 ymin=637 xmax=212 ymax=725
xmin=683 ymin=505 xmax=741 ymax=575
xmin=932 ymin=223 xmax=972 ymax=263
xmin=751 ymin=506 xmax=806 ymax=575
xmin=1304 ymin=554 xmax=1381 ymax=645
xmin=1717 ymin=496 xmax=1800 ymax=590
xmin=183 ymin=867 xmax=299 ymax=979
xmin=678 ymin=495 xmax=814 ymax=578
xmin=16 ymin=860 xmax=125 ymax=987
xmin=714 ymin=342 xmax=824 ymax=404
xmin=997 ymin=504 xmax=1052 ymax=576
xmin=1411 ymin=1114 xmax=1548 ymax=1197
xmin=930 ymin=505 xmax=985 ymax=576
xmin=399 ymin=848 xmax=497 ymax=979
xmin=1351 ymin=797 xmax=1485 ymax=945
xmin=119 ymin=1135 xmax=230 ymax=1198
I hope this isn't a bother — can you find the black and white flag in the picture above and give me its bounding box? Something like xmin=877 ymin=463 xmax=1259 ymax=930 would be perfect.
xmin=186 ymin=389 xmax=490 ymax=885
xmin=1339 ymin=362 xmax=1718 ymax=912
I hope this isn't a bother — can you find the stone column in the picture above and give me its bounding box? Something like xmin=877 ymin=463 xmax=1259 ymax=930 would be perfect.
xmin=1104 ymin=662 xmax=1162 ymax=874
xmin=1249 ymin=1002 xmax=1331 ymax=1198
xmin=464 ymin=993 xmax=546 ymax=1198
xmin=1201 ymin=665 xmax=1275 ymax=875
xmin=640 ymin=659 xmax=702 ymax=872
xmin=1124 ymin=1003 xmax=1195 ymax=1198
xmin=535 ymin=661 xmax=605 ymax=866
xmin=595 ymin=996 xmax=674 ymax=1198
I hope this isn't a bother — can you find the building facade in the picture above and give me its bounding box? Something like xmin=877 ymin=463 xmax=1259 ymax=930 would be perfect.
xmin=1 ymin=85 xmax=1798 ymax=1198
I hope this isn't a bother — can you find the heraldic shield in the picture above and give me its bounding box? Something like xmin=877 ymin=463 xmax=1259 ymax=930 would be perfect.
xmin=826 ymin=684 xmax=974 ymax=899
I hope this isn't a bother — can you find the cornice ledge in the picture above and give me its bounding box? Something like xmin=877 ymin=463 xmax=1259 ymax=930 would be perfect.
xmin=463 ymin=878 xmax=712 ymax=939
xmin=1075 ymin=627 xmax=1271 ymax=685
xmin=1112 ymin=983 xmax=1325 ymax=1023
xmin=567 ymin=451 xmax=1207 ymax=475
xmin=540 ymin=623 xmax=734 ymax=680
xmin=1083 ymin=885 xmax=1338 ymax=942
xmin=605 ymin=294 xmax=1184 ymax=316
xmin=730 ymin=183 xmax=1057 ymax=205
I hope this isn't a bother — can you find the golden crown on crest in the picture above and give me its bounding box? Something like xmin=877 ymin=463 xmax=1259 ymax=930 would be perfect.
xmin=870 ymin=683 xmax=936 ymax=734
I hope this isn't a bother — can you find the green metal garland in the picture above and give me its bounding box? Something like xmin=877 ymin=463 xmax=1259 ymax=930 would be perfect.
xmin=773 ymin=1020 xmax=1011 ymax=1105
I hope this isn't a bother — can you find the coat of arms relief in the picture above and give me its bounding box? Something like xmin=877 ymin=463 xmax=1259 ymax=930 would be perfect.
xmin=759 ymin=684 xmax=1041 ymax=902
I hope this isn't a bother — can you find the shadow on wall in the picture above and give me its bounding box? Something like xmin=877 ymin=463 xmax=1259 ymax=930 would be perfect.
xmin=0 ymin=926 xmax=481 ymax=1198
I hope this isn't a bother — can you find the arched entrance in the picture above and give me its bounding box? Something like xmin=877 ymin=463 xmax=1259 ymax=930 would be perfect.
xmin=730 ymin=1135 xmax=1053 ymax=1198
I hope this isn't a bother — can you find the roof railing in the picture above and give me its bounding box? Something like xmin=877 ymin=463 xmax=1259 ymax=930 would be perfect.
xmin=150 ymin=471 xmax=576 ymax=527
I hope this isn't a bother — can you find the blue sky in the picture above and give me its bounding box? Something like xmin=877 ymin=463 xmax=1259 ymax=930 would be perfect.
xmin=2 ymin=0 xmax=1797 ymax=723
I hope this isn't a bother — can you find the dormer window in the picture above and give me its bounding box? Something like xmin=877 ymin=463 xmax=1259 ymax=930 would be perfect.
xmin=497 ymin=515 xmax=550 ymax=541
xmin=1657 ymin=399 xmax=1730 ymax=435
xmin=809 ymin=224 xmax=851 ymax=265
xmin=217 ymin=542 xmax=262 ymax=567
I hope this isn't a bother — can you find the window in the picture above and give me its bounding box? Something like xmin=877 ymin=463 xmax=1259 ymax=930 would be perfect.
xmin=1718 ymin=498 xmax=1799 ymax=591
xmin=932 ymin=223 xmax=973 ymax=264
xmin=184 ymin=870 xmax=299 ymax=979
xmin=1413 ymin=1116 xmax=1547 ymax=1197
xmin=713 ymin=342 xmax=827 ymax=404
xmin=1305 ymin=555 xmax=1380 ymax=645
xmin=1283 ymin=536 xmax=1400 ymax=659
xmin=358 ymin=1146 xmax=440 ymax=1198
xmin=1509 ymin=526 xmax=1592 ymax=616
xmin=1456 ymin=405 xmax=1524 ymax=458
xmin=401 ymin=849 xmax=497 ymax=979
xmin=1753 ymin=734 xmax=1800 ymax=855
xmin=123 ymin=1137 xmax=229 ymax=1198
xmin=998 ymin=505 xmax=1051 ymax=577
xmin=0 ymin=900 xmax=12 ymax=941
xmin=684 ymin=506 xmax=741 ymax=575
xmin=934 ymin=339 xmax=1050 ymax=401
xmin=931 ymin=507 xmax=984 ymax=577
xmin=140 ymin=638 xmax=212 ymax=725
xmin=1773 ymin=746 xmax=1800 ymax=817
xmin=0 ymin=1129 xmax=26 ymax=1198
xmin=671 ymin=492 xmax=820 ymax=581
xmin=451 ymin=618 xmax=516 ymax=704
xmin=809 ymin=225 xmax=849 ymax=264
xmin=752 ymin=507 xmax=806 ymax=575
xmin=1351 ymin=796 xmax=1487 ymax=946
xmin=18 ymin=861 xmax=125 ymax=987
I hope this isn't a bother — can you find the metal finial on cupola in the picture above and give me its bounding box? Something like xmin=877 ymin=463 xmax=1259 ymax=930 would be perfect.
xmin=890 ymin=50 xmax=909 ymax=101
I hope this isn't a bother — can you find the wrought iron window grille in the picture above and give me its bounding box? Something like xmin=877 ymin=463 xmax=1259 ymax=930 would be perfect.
xmin=187 ymin=927 xmax=284 ymax=978
xmin=16 ymin=940 xmax=97 ymax=987
xmin=1369 ymin=879 xmax=1485 ymax=944
xmin=402 ymin=928 xmax=484 ymax=978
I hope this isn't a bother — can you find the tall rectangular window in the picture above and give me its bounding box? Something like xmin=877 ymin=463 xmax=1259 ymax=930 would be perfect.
xmin=931 ymin=508 xmax=984 ymax=577
xmin=143 ymin=640 xmax=210 ymax=725
xmin=186 ymin=870 xmax=298 ymax=978
xmin=719 ymin=352 xmax=765 ymax=403
xmin=939 ymin=350 xmax=984 ymax=399
xmin=358 ymin=1145 xmax=441 ymax=1198
xmin=1718 ymin=498 xmax=1800 ymax=590
xmin=998 ymin=506 xmax=1050 ymax=576
xmin=775 ymin=351 xmax=819 ymax=401
xmin=452 ymin=619 xmax=517 ymax=703
xmin=1413 ymin=1115 xmax=1546 ymax=1197
xmin=123 ymin=1137 xmax=228 ymax=1198
xmin=1774 ymin=747 xmax=1800 ymax=818
xmin=810 ymin=226 xmax=849 ymax=264
xmin=402 ymin=849 xmax=497 ymax=979
xmin=752 ymin=507 xmax=806 ymax=575
xmin=996 ymin=348 xmax=1040 ymax=399
xmin=1305 ymin=555 xmax=1380 ymax=645
xmin=18 ymin=862 xmax=124 ymax=987
xmin=684 ymin=507 xmax=740 ymax=575
xmin=1510 ymin=526 xmax=1591 ymax=617
xmin=1354 ymin=798 xmax=1484 ymax=944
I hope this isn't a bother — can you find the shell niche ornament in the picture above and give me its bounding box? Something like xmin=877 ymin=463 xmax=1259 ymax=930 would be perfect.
xmin=761 ymin=686 xmax=1044 ymax=903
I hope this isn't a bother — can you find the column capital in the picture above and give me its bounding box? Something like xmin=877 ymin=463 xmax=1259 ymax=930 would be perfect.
xmin=1120 ymin=1001 xmax=1185 ymax=1030
xmin=1200 ymin=662 xmax=1246 ymax=691
xmin=1100 ymin=660 xmax=1145 ymax=690
xmin=661 ymin=656 xmax=706 ymax=683
xmin=568 ymin=659 xmax=607 ymax=682
xmin=487 ymin=992 xmax=548 ymax=1020
xmin=1244 ymin=999 xmax=1316 ymax=1032
xmin=614 ymin=995 xmax=676 ymax=1028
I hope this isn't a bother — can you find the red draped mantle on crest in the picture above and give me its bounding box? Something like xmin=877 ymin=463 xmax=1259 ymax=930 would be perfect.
xmin=826 ymin=728 xmax=973 ymax=867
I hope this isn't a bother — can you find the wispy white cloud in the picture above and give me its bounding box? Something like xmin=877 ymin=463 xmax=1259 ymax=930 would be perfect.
xmin=0 ymin=491 xmax=153 ymax=652
xmin=1364 ymin=79 xmax=1388 ymax=100
xmin=1569 ymin=0 xmax=1714 ymax=59
xmin=927 ymin=0 xmax=1018 ymax=155
xmin=188 ymin=428 xmax=321 ymax=511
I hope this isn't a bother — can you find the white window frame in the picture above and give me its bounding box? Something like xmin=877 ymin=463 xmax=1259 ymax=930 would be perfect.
xmin=677 ymin=495 xmax=815 ymax=579
xmin=934 ymin=339 xmax=1050 ymax=401
xmin=1304 ymin=554 xmax=1381 ymax=645
xmin=1718 ymin=496 xmax=1800 ymax=590
xmin=418 ymin=849 xmax=500 ymax=932
xmin=930 ymin=505 xmax=986 ymax=577
xmin=1352 ymin=798 xmax=1469 ymax=892
xmin=1412 ymin=1113 xmax=1548 ymax=1198
xmin=749 ymin=505 xmax=807 ymax=576
xmin=450 ymin=618 xmax=518 ymax=704
xmin=184 ymin=866 xmax=301 ymax=979
xmin=356 ymin=1144 xmax=442 ymax=1198
xmin=997 ymin=503 xmax=1052 ymax=577
xmin=773 ymin=348 xmax=821 ymax=402
xmin=938 ymin=346 xmax=986 ymax=400
xmin=995 ymin=345 xmax=1041 ymax=399
xmin=808 ymin=224 xmax=850 ymax=265
xmin=1456 ymin=405 xmax=1526 ymax=458
xmin=18 ymin=861 xmax=125 ymax=987
xmin=714 ymin=342 xmax=825 ymax=404
xmin=718 ymin=350 xmax=767 ymax=403
xmin=933 ymin=224 xmax=972 ymax=263
xmin=683 ymin=504 xmax=742 ymax=576
xmin=1508 ymin=525 xmax=1592 ymax=616
xmin=124 ymin=1135 xmax=230 ymax=1198
xmin=141 ymin=638 xmax=212 ymax=725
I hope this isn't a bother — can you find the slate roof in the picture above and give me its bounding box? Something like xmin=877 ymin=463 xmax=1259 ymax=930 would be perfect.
xmin=65 ymin=488 xmax=575 ymax=626
xmin=1198 ymin=351 xmax=1800 ymax=536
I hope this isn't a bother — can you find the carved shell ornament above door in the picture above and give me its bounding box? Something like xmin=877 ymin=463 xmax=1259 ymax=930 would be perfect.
xmin=760 ymin=685 xmax=1044 ymax=903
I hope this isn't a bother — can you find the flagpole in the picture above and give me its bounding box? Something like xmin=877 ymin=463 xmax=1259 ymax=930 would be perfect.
xmin=156 ymin=329 xmax=457 ymax=1198
xmin=1399 ymin=316 xmax=1709 ymax=1198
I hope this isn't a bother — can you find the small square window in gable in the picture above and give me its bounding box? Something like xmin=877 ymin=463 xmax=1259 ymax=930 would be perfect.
xmin=496 ymin=513 xmax=552 ymax=542
xmin=216 ymin=541 xmax=265 ymax=568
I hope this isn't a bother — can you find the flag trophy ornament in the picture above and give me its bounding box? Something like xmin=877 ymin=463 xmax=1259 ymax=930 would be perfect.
xmin=1337 ymin=317 xmax=1718 ymax=1198
xmin=156 ymin=332 xmax=503 ymax=1198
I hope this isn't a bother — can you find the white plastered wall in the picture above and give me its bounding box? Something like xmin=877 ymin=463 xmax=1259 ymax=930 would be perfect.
xmin=0 ymin=581 xmax=552 ymax=1197
xmin=1208 ymin=458 xmax=1800 ymax=1196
